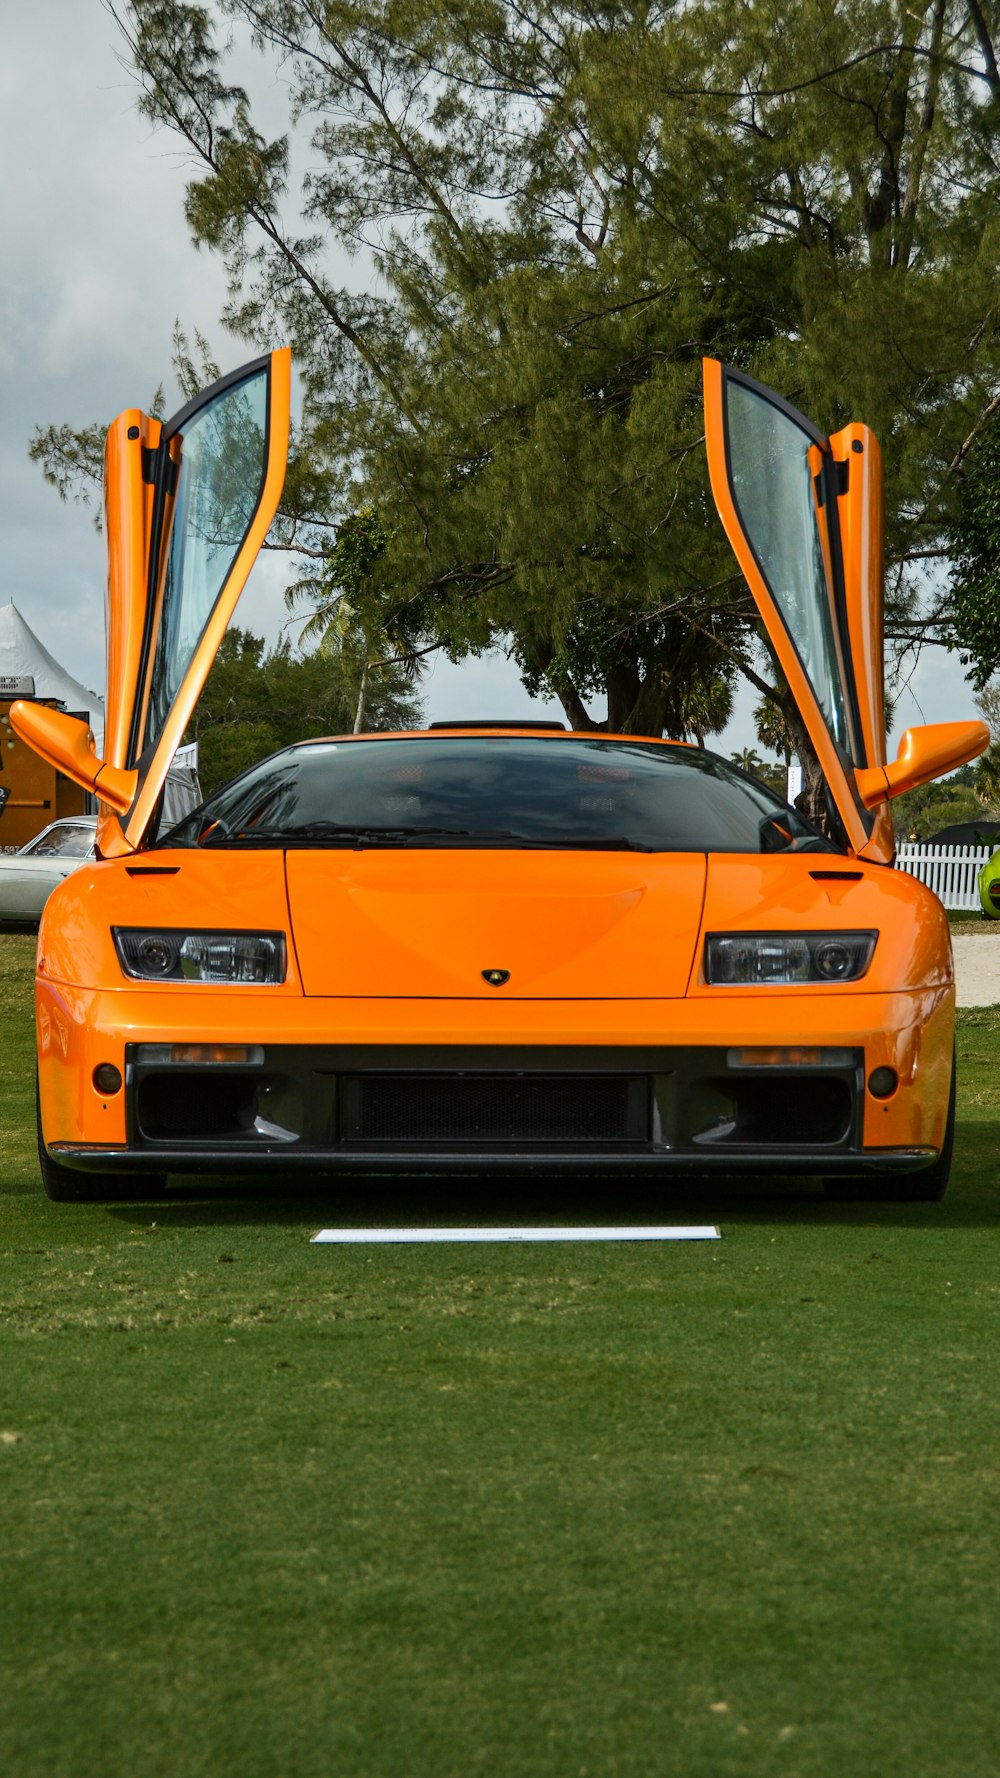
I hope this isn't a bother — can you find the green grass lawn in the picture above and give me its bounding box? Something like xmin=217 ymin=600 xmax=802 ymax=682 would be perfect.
xmin=3 ymin=931 xmax=1000 ymax=1777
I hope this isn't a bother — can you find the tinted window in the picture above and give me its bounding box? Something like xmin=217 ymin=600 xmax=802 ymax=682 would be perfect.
xmin=726 ymin=381 xmax=856 ymax=758
xmin=165 ymin=737 xmax=832 ymax=854
xmin=145 ymin=366 xmax=270 ymax=749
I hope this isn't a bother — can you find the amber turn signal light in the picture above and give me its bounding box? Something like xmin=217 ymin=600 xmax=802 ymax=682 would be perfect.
xmin=728 ymin=1047 xmax=853 ymax=1068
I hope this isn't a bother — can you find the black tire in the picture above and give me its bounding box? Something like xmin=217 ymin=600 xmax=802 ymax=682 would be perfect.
xmin=822 ymin=1049 xmax=956 ymax=1205
xmin=36 ymin=1083 xmax=166 ymax=1203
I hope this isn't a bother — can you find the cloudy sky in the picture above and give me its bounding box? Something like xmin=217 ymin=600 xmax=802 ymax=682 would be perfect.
xmin=0 ymin=1 xmax=984 ymax=754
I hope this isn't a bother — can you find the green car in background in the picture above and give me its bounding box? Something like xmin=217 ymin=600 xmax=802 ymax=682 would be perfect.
xmin=979 ymin=848 xmax=1000 ymax=917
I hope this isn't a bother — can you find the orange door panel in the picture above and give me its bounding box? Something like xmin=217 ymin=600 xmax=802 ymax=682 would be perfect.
xmin=98 ymin=349 xmax=292 ymax=857
xmin=828 ymin=421 xmax=893 ymax=862
xmin=103 ymin=410 xmax=165 ymax=776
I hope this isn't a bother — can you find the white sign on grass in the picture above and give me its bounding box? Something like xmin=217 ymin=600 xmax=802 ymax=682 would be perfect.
xmin=312 ymin=1225 xmax=720 ymax=1244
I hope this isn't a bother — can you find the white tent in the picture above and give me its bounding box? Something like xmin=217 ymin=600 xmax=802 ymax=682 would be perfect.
xmin=0 ymin=600 xmax=105 ymax=751
xmin=0 ymin=600 xmax=201 ymax=821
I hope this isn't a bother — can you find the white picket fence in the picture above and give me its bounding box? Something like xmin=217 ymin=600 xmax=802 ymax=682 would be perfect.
xmin=895 ymin=842 xmax=992 ymax=910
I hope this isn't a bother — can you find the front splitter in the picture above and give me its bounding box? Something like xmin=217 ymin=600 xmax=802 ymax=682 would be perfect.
xmin=48 ymin=1143 xmax=939 ymax=1177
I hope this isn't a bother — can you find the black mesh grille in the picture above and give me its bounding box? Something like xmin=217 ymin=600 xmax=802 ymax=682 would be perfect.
xmin=345 ymin=1074 xmax=645 ymax=1145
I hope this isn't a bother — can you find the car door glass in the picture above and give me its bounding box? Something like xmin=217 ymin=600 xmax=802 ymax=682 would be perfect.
xmin=726 ymin=381 xmax=855 ymax=759
xmin=144 ymin=367 xmax=269 ymax=751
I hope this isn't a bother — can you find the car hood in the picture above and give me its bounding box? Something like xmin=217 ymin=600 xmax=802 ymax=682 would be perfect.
xmin=285 ymin=849 xmax=707 ymax=998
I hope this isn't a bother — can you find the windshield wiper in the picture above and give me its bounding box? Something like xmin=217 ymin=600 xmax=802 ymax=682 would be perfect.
xmin=198 ymin=822 xmax=525 ymax=847
xmin=287 ymin=823 xmax=523 ymax=843
xmin=197 ymin=822 xmax=656 ymax=851
xmin=521 ymin=836 xmax=656 ymax=852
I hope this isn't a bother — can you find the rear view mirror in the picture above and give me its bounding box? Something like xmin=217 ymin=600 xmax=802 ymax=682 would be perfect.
xmin=855 ymin=720 xmax=989 ymax=810
xmin=9 ymin=702 xmax=137 ymax=815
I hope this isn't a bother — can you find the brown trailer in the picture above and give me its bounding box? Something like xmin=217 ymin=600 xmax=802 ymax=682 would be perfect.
xmin=0 ymin=677 xmax=90 ymax=853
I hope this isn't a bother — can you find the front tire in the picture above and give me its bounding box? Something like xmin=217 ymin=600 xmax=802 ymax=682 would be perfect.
xmin=822 ymin=1050 xmax=956 ymax=1205
xmin=36 ymin=1084 xmax=166 ymax=1203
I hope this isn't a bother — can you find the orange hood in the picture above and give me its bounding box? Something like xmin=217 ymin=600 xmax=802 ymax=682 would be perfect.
xmin=285 ymin=849 xmax=707 ymax=998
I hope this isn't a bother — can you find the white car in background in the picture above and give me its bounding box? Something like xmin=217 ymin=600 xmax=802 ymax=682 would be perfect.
xmin=0 ymin=816 xmax=97 ymax=925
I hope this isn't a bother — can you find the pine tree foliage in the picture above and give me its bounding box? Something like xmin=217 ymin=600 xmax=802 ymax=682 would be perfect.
xmin=190 ymin=626 xmax=423 ymax=794
xmin=951 ymin=428 xmax=1000 ymax=688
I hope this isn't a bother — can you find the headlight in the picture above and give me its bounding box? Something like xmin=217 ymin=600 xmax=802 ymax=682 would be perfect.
xmin=113 ymin=929 xmax=286 ymax=984
xmin=705 ymin=931 xmax=876 ymax=985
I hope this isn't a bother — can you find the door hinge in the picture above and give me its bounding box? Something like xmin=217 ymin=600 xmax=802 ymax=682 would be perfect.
xmin=141 ymin=445 xmax=179 ymax=494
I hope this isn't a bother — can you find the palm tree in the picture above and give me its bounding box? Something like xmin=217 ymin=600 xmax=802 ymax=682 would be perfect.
xmin=754 ymin=696 xmax=794 ymax=768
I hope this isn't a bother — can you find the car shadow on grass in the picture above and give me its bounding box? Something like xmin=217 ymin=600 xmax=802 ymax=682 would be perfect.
xmin=76 ymin=1117 xmax=1000 ymax=1235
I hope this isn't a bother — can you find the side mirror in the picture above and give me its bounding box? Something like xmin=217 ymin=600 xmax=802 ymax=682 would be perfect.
xmin=855 ymin=720 xmax=990 ymax=810
xmin=9 ymin=701 xmax=137 ymax=815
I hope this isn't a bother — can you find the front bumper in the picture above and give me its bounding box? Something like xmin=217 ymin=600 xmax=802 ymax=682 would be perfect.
xmin=37 ymin=983 xmax=955 ymax=1174
xmin=45 ymin=1039 xmax=938 ymax=1177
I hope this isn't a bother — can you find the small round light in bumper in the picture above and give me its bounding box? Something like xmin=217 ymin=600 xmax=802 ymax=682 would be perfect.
xmin=868 ymin=1066 xmax=898 ymax=1099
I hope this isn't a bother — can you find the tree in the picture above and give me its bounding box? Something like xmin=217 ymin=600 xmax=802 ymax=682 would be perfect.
xmin=975 ymin=742 xmax=1000 ymax=805
xmin=948 ymin=428 xmax=1000 ymax=688
xmin=290 ymin=505 xmax=400 ymax=734
xmin=754 ymin=697 xmax=795 ymax=770
xmin=971 ymin=680 xmax=1000 ymax=802
xmin=190 ymin=627 xmax=422 ymax=796
xmin=33 ymin=3 xmax=1000 ymax=796
xmin=889 ymin=779 xmax=988 ymax=840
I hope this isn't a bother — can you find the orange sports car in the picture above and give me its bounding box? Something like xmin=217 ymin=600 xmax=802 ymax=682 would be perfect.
xmin=12 ymin=352 xmax=988 ymax=1203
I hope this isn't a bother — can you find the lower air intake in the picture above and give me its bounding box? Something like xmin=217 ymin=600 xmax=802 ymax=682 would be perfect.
xmin=343 ymin=1074 xmax=646 ymax=1145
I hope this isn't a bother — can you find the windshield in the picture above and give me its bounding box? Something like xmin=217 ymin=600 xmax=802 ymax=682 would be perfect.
xmin=163 ymin=737 xmax=833 ymax=854
xmin=21 ymin=823 xmax=95 ymax=859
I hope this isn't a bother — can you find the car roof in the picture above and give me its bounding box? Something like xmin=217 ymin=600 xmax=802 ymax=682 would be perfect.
xmin=29 ymin=816 xmax=98 ymax=834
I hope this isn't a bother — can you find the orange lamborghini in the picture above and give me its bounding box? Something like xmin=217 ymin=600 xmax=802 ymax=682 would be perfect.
xmin=11 ymin=352 xmax=988 ymax=1203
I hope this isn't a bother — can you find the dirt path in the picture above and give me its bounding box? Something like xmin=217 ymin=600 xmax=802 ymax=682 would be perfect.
xmin=952 ymin=932 xmax=1000 ymax=1006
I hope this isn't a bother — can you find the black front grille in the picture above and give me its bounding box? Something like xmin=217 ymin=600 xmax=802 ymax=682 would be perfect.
xmin=126 ymin=1042 xmax=864 ymax=1159
xmin=343 ymin=1074 xmax=646 ymax=1146
xmin=136 ymin=1072 xmax=259 ymax=1140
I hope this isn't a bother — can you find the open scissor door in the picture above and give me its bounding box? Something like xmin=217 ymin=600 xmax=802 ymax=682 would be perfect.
xmin=703 ymin=359 xmax=892 ymax=861
xmin=98 ymin=348 xmax=291 ymax=853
